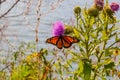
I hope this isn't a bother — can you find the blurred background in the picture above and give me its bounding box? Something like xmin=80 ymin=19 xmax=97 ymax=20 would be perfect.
xmin=0 ymin=0 xmax=120 ymax=55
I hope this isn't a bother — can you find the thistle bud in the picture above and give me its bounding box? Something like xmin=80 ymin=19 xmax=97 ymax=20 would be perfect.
xmin=94 ymin=0 xmax=104 ymax=10
xmin=110 ymin=16 xmax=116 ymax=23
xmin=88 ymin=7 xmax=99 ymax=17
xmin=103 ymin=6 xmax=114 ymax=16
xmin=64 ymin=25 xmax=73 ymax=35
xmin=74 ymin=6 xmax=81 ymax=16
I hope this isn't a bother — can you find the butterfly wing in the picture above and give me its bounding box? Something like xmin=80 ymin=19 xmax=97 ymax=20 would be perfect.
xmin=46 ymin=36 xmax=63 ymax=49
xmin=56 ymin=37 xmax=63 ymax=49
xmin=46 ymin=36 xmax=59 ymax=45
xmin=62 ymin=36 xmax=79 ymax=48
xmin=46 ymin=36 xmax=79 ymax=49
xmin=64 ymin=36 xmax=79 ymax=43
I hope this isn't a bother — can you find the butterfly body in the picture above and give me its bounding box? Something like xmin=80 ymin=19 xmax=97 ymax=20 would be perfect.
xmin=46 ymin=36 xmax=79 ymax=49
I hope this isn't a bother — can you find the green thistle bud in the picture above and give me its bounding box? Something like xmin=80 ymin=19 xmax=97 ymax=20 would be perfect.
xmin=64 ymin=25 xmax=73 ymax=35
xmin=74 ymin=6 xmax=81 ymax=16
xmin=94 ymin=4 xmax=103 ymax=11
xmin=112 ymin=16 xmax=116 ymax=23
xmin=110 ymin=16 xmax=116 ymax=23
xmin=88 ymin=7 xmax=99 ymax=17
xmin=103 ymin=6 xmax=114 ymax=16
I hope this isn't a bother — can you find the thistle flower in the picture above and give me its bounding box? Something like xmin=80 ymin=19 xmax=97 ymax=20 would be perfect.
xmin=110 ymin=2 xmax=119 ymax=12
xmin=52 ymin=21 xmax=65 ymax=36
xmin=94 ymin=0 xmax=104 ymax=10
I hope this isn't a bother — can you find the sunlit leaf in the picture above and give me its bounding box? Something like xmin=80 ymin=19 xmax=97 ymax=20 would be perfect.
xmin=102 ymin=77 xmax=107 ymax=80
xmin=102 ymin=31 xmax=108 ymax=40
xmin=98 ymin=59 xmax=111 ymax=67
xmin=77 ymin=61 xmax=83 ymax=76
xmin=73 ymin=28 xmax=80 ymax=38
xmin=105 ymin=49 xmax=112 ymax=56
xmin=104 ymin=62 xmax=115 ymax=69
xmin=83 ymin=62 xmax=91 ymax=80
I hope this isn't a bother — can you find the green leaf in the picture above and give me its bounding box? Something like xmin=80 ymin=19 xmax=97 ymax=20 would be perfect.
xmin=83 ymin=62 xmax=91 ymax=80
xmin=98 ymin=59 xmax=111 ymax=67
xmin=73 ymin=28 xmax=80 ymax=38
xmin=105 ymin=49 xmax=112 ymax=56
xmin=102 ymin=31 xmax=108 ymax=40
xmin=104 ymin=62 xmax=115 ymax=69
xmin=74 ymin=73 xmax=79 ymax=80
xmin=77 ymin=61 xmax=83 ymax=76
xmin=102 ymin=77 xmax=107 ymax=80
xmin=115 ymin=33 xmax=120 ymax=42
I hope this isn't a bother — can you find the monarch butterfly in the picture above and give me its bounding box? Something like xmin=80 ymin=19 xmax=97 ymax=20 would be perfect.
xmin=46 ymin=36 xmax=79 ymax=49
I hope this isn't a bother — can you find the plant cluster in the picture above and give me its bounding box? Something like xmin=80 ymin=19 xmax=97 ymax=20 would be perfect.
xmin=0 ymin=0 xmax=120 ymax=80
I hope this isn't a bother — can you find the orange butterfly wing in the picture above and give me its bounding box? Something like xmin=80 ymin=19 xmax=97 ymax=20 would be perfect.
xmin=46 ymin=36 xmax=59 ymax=45
xmin=62 ymin=36 xmax=79 ymax=48
xmin=56 ymin=38 xmax=63 ymax=49
xmin=46 ymin=36 xmax=63 ymax=49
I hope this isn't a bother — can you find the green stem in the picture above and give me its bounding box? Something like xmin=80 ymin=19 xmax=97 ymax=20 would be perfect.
xmin=86 ymin=17 xmax=91 ymax=58
xmin=86 ymin=40 xmax=89 ymax=58
xmin=93 ymin=15 xmax=109 ymax=79
xmin=106 ymin=0 xmax=108 ymax=6
xmin=92 ymin=41 xmax=106 ymax=80
xmin=98 ymin=41 xmax=107 ymax=62
xmin=98 ymin=14 xmax=108 ymax=62
xmin=93 ymin=70 xmax=97 ymax=80
xmin=79 ymin=15 xmax=86 ymax=27
xmin=76 ymin=14 xmax=79 ymax=28
xmin=107 ymin=40 xmax=120 ymax=48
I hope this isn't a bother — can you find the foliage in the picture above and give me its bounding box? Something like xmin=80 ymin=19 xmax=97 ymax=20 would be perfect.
xmin=0 ymin=0 xmax=120 ymax=80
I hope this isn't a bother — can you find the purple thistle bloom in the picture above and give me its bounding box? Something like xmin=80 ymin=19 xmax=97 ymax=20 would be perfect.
xmin=52 ymin=21 xmax=65 ymax=36
xmin=110 ymin=2 xmax=119 ymax=11
xmin=94 ymin=0 xmax=104 ymax=9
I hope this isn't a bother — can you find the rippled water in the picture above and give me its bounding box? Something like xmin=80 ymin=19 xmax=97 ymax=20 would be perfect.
xmin=0 ymin=0 xmax=120 ymax=51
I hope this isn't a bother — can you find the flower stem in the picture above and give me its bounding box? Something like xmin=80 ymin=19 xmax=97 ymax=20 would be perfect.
xmin=76 ymin=14 xmax=79 ymax=28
